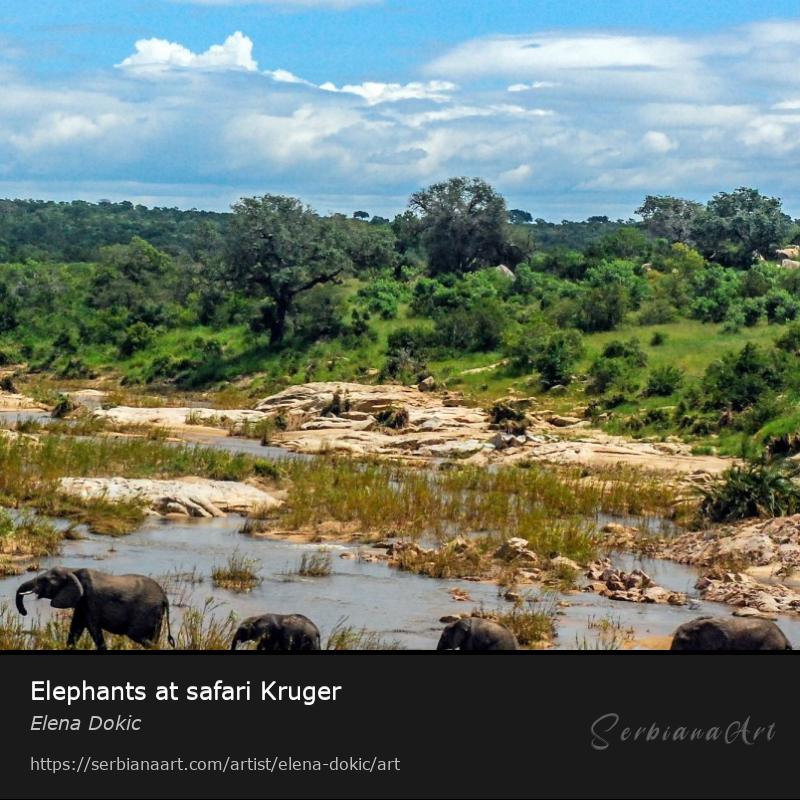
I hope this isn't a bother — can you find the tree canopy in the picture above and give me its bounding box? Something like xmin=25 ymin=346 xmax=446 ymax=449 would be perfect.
xmin=225 ymin=195 xmax=351 ymax=343
xmin=690 ymin=187 xmax=791 ymax=268
xmin=408 ymin=177 xmax=509 ymax=275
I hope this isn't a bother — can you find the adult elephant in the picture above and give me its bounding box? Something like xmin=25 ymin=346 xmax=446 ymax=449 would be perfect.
xmin=230 ymin=613 xmax=321 ymax=651
xmin=670 ymin=616 xmax=792 ymax=651
xmin=16 ymin=567 xmax=175 ymax=650
xmin=437 ymin=617 xmax=518 ymax=651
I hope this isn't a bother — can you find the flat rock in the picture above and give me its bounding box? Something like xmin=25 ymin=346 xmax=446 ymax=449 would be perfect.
xmin=58 ymin=477 xmax=282 ymax=517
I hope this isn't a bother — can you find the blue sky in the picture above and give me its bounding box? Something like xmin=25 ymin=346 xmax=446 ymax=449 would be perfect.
xmin=2 ymin=1 xmax=800 ymax=218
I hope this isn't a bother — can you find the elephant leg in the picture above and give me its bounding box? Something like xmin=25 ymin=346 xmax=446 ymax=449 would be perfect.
xmin=86 ymin=619 xmax=107 ymax=651
xmin=66 ymin=610 xmax=86 ymax=648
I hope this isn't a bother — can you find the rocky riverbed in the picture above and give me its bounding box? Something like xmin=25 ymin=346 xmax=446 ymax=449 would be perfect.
xmin=88 ymin=380 xmax=732 ymax=477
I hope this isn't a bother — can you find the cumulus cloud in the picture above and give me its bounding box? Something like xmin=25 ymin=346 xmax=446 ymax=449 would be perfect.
xmin=4 ymin=17 xmax=800 ymax=217
xmin=642 ymin=130 xmax=678 ymax=153
xmin=10 ymin=112 xmax=127 ymax=152
xmin=117 ymin=31 xmax=258 ymax=75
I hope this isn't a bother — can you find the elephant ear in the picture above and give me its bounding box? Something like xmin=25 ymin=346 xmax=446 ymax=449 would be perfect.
xmin=51 ymin=571 xmax=84 ymax=609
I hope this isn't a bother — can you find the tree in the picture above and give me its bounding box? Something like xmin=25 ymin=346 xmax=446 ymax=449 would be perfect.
xmin=226 ymin=195 xmax=350 ymax=344
xmin=508 ymin=209 xmax=533 ymax=225
xmin=408 ymin=177 xmax=508 ymax=275
xmin=691 ymin=187 xmax=792 ymax=268
xmin=352 ymin=210 xmax=370 ymax=220
xmin=636 ymin=195 xmax=702 ymax=243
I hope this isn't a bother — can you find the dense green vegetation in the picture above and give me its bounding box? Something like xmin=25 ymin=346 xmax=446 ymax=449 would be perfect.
xmin=2 ymin=179 xmax=800 ymax=454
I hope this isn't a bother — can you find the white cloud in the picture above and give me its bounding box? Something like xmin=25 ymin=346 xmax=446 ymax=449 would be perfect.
xmin=5 ymin=17 xmax=800 ymax=217
xmin=264 ymin=68 xmax=314 ymax=86
xmin=117 ymin=31 xmax=258 ymax=75
xmin=318 ymin=79 xmax=456 ymax=105
xmin=224 ymin=104 xmax=366 ymax=169
xmin=507 ymin=81 xmax=557 ymax=92
xmin=429 ymin=32 xmax=703 ymax=77
xmin=642 ymin=130 xmax=678 ymax=153
xmin=10 ymin=112 xmax=126 ymax=152
xmin=499 ymin=163 xmax=533 ymax=183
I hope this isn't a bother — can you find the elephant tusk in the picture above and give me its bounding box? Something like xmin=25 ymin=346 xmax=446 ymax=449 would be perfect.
xmin=18 ymin=590 xmax=35 ymax=595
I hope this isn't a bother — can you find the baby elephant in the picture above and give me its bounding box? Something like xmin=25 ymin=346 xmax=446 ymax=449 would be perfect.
xmin=670 ymin=615 xmax=792 ymax=651
xmin=231 ymin=613 xmax=321 ymax=651
xmin=16 ymin=567 xmax=174 ymax=650
xmin=437 ymin=617 xmax=519 ymax=651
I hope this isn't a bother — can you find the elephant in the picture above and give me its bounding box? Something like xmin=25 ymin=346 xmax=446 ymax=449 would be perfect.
xmin=437 ymin=617 xmax=519 ymax=651
xmin=16 ymin=567 xmax=175 ymax=650
xmin=230 ymin=613 xmax=321 ymax=651
xmin=670 ymin=615 xmax=792 ymax=651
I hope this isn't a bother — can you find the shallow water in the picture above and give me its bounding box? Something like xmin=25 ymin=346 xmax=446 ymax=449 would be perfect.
xmin=181 ymin=432 xmax=310 ymax=461
xmin=0 ymin=516 xmax=502 ymax=650
xmin=0 ymin=410 xmax=51 ymax=427
xmin=4 ymin=515 xmax=800 ymax=649
xmin=3 ymin=421 xmax=799 ymax=649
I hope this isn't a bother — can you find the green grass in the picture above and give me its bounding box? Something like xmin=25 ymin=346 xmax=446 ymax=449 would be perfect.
xmin=277 ymin=457 xmax=683 ymax=564
xmin=0 ymin=433 xmax=284 ymax=538
xmin=211 ymin=550 xmax=263 ymax=592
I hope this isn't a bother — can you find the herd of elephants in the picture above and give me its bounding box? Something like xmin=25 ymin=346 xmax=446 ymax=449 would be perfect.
xmin=12 ymin=565 xmax=795 ymax=651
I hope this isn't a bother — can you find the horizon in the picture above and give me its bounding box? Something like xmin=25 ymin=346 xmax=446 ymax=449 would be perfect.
xmin=2 ymin=1 xmax=800 ymax=217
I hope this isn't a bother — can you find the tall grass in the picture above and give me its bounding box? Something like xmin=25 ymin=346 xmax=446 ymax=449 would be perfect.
xmin=277 ymin=457 xmax=681 ymax=562
xmin=0 ymin=599 xmax=237 ymax=650
xmin=0 ymin=433 xmax=284 ymax=536
xmin=211 ymin=550 xmax=263 ymax=592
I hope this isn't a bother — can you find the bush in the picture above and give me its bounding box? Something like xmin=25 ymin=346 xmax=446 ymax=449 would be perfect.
xmin=649 ymin=331 xmax=667 ymax=347
xmin=741 ymin=297 xmax=765 ymax=327
xmin=356 ymin=277 xmax=408 ymax=320
xmin=645 ymin=365 xmax=683 ymax=397
xmin=118 ymin=321 xmax=155 ymax=357
xmin=601 ymin=338 xmax=647 ymax=367
xmin=375 ymin=405 xmax=410 ymax=430
xmin=776 ymin=323 xmax=800 ymax=354
xmin=431 ymin=297 xmax=507 ymax=353
xmin=637 ymin=298 xmax=677 ymax=325
xmin=505 ymin=326 xmax=583 ymax=388
xmin=764 ymin=289 xmax=799 ymax=324
xmin=587 ymin=356 xmax=639 ymax=395
xmin=700 ymin=456 xmax=800 ymax=522
xmin=701 ymin=343 xmax=790 ymax=412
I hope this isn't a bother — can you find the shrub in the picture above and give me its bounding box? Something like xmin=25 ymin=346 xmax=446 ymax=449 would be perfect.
xmin=356 ymin=277 xmax=408 ymax=320
xmin=587 ymin=356 xmax=638 ymax=395
xmin=701 ymin=343 xmax=790 ymax=412
xmin=775 ymin=323 xmax=800 ymax=354
xmin=505 ymin=326 xmax=584 ymax=388
xmin=375 ymin=405 xmax=410 ymax=430
xmin=601 ymin=338 xmax=647 ymax=367
xmin=742 ymin=297 xmax=765 ymax=327
xmin=645 ymin=365 xmax=684 ymax=397
xmin=700 ymin=456 xmax=800 ymax=522
xmin=649 ymin=331 xmax=667 ymax=347
xmin=118 ymin=321 xmax=155 ymax=357
xmin=637 ymin=298 xmax=677 ymax=325
xmin=764 ymin=289 xmax=799 ymax=324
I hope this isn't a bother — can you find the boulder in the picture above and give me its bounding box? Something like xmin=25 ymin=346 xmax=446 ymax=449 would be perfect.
xmin=546 ymin=414 xmax=582 ymax=428
xmin=417 ymin=376 xmax=436 ymax=392
xmin=494 ymin=537 xmax=539 ymax=565
xmin=781 ymin=259 xmax=800 ymax=269
xmin=58 ymin=477 xmax=281 ymax=516
xmin=550 ymin=555 xmax=581 ymax=572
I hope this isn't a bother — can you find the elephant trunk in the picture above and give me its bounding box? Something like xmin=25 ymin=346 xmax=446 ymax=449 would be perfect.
xmin=230 ymin=630 xmax=243 ymax=650
xmin=16 ymin=578 xmax=37 ymax=616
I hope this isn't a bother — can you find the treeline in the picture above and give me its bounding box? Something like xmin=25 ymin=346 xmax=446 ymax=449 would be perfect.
xmin=1 ymin=178 xmax=800 ymax=439
xmin=0 ymin=199 xmax=229 ymax=262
